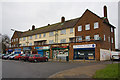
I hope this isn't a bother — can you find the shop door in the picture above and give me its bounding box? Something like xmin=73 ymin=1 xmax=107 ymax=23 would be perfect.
xmin=38 ymin=51 xmax=43 ymax=56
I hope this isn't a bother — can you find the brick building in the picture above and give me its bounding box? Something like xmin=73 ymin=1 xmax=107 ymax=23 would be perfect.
xmin=10 ymin=6 xmax=115 ymax=61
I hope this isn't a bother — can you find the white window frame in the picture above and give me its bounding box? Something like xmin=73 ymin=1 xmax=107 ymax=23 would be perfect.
xmin=61 ymin=29 xmax=66 ymax=35
xmin=94 ymin=22 xmax=99 ymax=29
xmin=76 ymin=36 xmax=82 ymax=42
xmin=111 ymin=27 xmax=113 ymax=32
xmin=70 ymin=28 xmax=73 ymax=33
xmin=108 ymin=37 xmax=110 ymax=42
xmin=94 ymin=34 xmax=99 ymax=40
xmin=49 ymin=40 xmax=54 ymax=44
xmin=29 ymin=43 xmax=32 ymax=46
xmin=39 ymin=34 xmax=41 ymax=38
xmin=29 ymin=36 xmax=32 ymax=40
xmin=20 ymin=38 xmax=22 ymax=41
xmin=23 ymin=37 xmax=26 ymax=41
xmin=49 ymin=32 xmax=54 ymax=36
xmin=60 ymin=39 xmax=66 ymax=43
xmin=85 ymin=24 xmax=90 ymax=30
xmin=35 ymin=34 xmax=37 ymax=39
xmin=78 ymin=25 xmax=82 ymax=31
xmin=43 ymin=33 xmax=46 ymax=37
xmin=112 ymin=37 xmax=113 ymax=43
xmin=104 ymin=35 xmax=106 ymax=41
xmin=16 ymin=38 xmax=18 ymax=41
xmin=85 ymin=36 xmax=90 ymax=41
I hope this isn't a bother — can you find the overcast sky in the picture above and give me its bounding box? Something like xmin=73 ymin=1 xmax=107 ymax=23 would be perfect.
xmin=0 ymin=0 xmax=119 ymax=49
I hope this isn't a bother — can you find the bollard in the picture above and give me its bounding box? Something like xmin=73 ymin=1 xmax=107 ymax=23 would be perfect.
xmin=59 ymin=57 xmax=61 ymax=62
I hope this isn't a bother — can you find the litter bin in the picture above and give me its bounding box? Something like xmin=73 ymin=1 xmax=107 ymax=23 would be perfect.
xmin=66 ymin=56 xmax=69 ymax=61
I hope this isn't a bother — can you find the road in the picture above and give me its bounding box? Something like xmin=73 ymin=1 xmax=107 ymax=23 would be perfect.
xmin=2 ymin=60 xmax=113 ymax=78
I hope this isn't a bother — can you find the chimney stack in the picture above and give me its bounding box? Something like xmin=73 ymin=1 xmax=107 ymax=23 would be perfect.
xmin=104 ymin=5 xmax=107 ymax=18
xmin=32 ymin=25 xmax=35 ymax=30
xmin=48 ymin=24 xmax=50 ymax=26
xmin=61 ymin=16 xmax=65 ymax=23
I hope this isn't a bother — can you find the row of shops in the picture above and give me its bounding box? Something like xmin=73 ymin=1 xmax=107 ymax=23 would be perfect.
xmin=6 ymin=43 xmax=97 ymax=60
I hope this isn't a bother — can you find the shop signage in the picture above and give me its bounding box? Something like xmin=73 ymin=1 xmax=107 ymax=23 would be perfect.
xmin=35 ymin=46 xmax=50 ymax=50
xmin=8 ymin=49 xmax=13 ymax=52
xmin=73 ymin=44 xmax=96 ymax=49
xmin=35 ymin=47 xmax=43 ymax=50
xmin=23 ymin=47 xmax=31 ymax=50
xmin=43 ymin=46 xmax=50 ymax=49
xmin=14 ymin=48 xmax=21 ymax=52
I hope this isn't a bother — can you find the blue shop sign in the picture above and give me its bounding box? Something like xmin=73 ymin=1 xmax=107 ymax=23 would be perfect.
xmin=8 ymin=49 xmax=13 ymax=52
xmin=35 ymin=47 xmax=43 ymax=50
xmin=14 ymin=48 xmax=21 ymax=52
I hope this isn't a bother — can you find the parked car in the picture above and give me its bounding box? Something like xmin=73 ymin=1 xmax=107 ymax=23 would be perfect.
xmin=28 ymin=54 xmax=48 ymax=62
xmin=2 ymin=54 xmax=14 ymax=59
xmin=14 ymin=54 xmax=23 ymax=60
xmin=9 ymin=54 xmax=18 ymax=60
xmin=21 ymin=54 xmax=30 ymax=61
xmin=110 ymin=51 xmax=120 ymax=61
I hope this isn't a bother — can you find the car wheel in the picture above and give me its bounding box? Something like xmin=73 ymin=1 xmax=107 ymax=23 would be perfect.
xmin=45 ymin=59 xmax=48 ymax=62
xmin=34 ymin=59 xmax=37 ymax=62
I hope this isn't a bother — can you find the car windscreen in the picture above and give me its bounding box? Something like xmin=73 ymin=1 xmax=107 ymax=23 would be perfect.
xmin=35 ymin=55 xmax=40 ymax=57
xmin=22 ymin=54 xmax=25 ymax=56
xmin=30 ymin=54 xmax=34 ymax=57
xmin=15 ymin=54 xmax=19 ymax=56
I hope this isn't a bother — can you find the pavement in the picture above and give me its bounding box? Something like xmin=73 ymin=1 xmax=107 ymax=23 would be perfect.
xmin=2 ymin=59 xmax=114 ymax=78
xmin=49 ymin=64 xmax=106 ymax=78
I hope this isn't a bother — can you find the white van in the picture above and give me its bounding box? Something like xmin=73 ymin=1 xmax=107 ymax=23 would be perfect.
xmin=110 ymin=51 xmax=120 ymax=60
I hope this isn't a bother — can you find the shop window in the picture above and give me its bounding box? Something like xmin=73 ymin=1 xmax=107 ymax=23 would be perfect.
xmin=94 ymin=34 xmax=99 ymax=40
xmin=78 ymin=25 xmax=82 ymax=31
xmin=61 ymin=29 xmax=66 ymax=35
xmin=43 ymin=33 xmax=46 ymax=37
xmin=49 ymin=32 xmax=54 ymax=36
xmin=85 ymin=36 xmax=90 ymax=41
xmin=94 ymin=22 xmax=99 ymax=29
xmin=60 ymin=39 xmax=66 ymax=43
xmin=85 ymin=24 xmax=90 ymax=30
xmin=70 ymin=28 xmax=73 ymax=33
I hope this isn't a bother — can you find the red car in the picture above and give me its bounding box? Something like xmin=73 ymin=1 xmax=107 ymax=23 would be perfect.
xmin=21 ymin=54 xmax=30 ymax=61
xmin=28 ymin=54 xmax=48 ymax=62
xmin=14 ymin=54 xmax=23 ymax=60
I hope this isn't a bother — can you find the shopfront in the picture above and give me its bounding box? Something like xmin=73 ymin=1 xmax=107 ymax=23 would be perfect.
xmin=23 ymin=47 xmax=32 ymax=54
xmin=73 ymin=44 xmax=96 ymax=60
xmin=52 ymin=46 xmax=69 ymax=60
xmin=14 ymin=48 xmax=21 ymax=54
xmin=8 ymin=49 xmax=13 ymax=54
xmin=34 ymin=46 xmax=50 ymax=58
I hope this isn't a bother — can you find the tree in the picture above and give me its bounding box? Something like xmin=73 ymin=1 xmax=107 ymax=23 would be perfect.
xmin=0 ymin=34 xmax=10 ymax=53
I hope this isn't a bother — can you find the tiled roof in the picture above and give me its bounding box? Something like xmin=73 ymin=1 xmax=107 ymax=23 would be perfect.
xmin=22 ymin=17 xmax=80 ymax=37
xmin=21 ymin=9 xmax=115 ymax=37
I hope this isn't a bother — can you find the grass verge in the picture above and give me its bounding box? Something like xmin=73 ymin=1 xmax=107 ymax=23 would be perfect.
xmin=93 ymin=63 xmax=120 ymax=78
